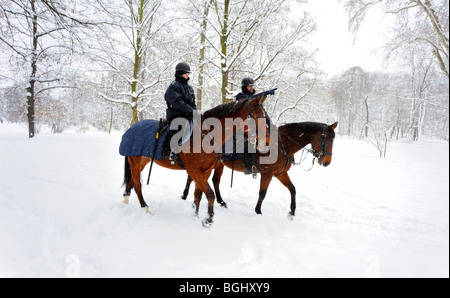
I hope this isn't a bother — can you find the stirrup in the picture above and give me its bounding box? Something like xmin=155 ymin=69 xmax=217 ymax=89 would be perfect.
xmin=169 ymin=151 xmax=176 ymax=165
xmin=252 ymin=166 xmax=258 ymax=179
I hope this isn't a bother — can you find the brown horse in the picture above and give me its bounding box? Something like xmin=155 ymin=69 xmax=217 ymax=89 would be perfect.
xmin=181 ymin=121 xmax=338 ymax=219
xmin=122 ymin=95 xmax=268 ymax=227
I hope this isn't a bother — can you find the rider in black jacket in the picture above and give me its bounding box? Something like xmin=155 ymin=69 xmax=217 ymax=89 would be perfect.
xmin=163 ymin=62 xmax=197 ymax=160
xmin=165 ymin=62 xmax=197 ymax=121
xmin=235 ymin=77 xmax=275 ymax=121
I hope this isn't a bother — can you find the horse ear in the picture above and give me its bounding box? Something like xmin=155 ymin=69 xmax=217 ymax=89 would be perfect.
xmin=330 ymin=122 xmax=338 ymax=130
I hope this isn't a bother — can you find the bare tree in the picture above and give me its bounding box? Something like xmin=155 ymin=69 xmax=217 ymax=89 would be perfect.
xmin=96 ymin=0 xmax=174 ymax=126
xmin=330 ymin=66 xmax=371 ymax=136
xmin=188 ymin=0 xmax=215 ymax=110
xmin=195 ymin=0 xmax=315 ymax=103
xmin=341 ymin=0 xmax=449 ymax=78
xmin=0 ymin=0 xmax=100 ymax=137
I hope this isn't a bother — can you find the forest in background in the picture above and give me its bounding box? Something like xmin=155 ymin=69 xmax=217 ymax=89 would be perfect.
xmin=0 ymin=0 xmax=448 ymax=145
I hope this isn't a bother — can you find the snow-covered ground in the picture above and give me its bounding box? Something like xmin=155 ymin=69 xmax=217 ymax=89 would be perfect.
xmin=0 ymin=123 xmax=448 ymax=278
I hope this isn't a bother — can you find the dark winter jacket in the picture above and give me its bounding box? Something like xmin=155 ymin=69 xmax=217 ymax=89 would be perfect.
xmin=165 ymin=76 xmax=197 ymax=121
xmin=236 ymin=86 xmax=256 ymax=101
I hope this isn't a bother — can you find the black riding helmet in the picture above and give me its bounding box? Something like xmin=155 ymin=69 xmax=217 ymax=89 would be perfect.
xmin=175 ymin=62 xmax=191 ymax=75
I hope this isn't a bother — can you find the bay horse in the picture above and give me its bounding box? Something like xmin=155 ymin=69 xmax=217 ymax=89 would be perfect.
xmin=122 ymin=95 xmax=268 ymax=227
xmin=181 ymin=121 xmax=338 ymax=219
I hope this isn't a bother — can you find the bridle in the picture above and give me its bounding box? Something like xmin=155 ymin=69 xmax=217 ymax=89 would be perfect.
xmin=279 ymin=125 xmax=333 ymax=169
xmin=241 ymin=98 xmax=268 ymax=151
xmin=309 ymin=126 xmax=333 ymax=164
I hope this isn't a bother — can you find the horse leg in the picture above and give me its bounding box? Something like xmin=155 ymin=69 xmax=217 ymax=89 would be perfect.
xmin=123 ymin=157 xmax=133 ymax=204
xmin=193 ymin=184 xmax=203 ymax=217
xmin=128 ymin=156 xmax=151 ymax=213
xmin=275 ymin=172 xmax=297 ymax=219
xmin=255 ymin=174 xmax=273 ymax=215
xmin=192 ymin=171 xmax=215 ymax=227
xmin=181 ymin=175 xmax=193 ymax=201
xmin=123 ymin=179 xmax=133 ymax=204
xmin=212 ymin=164 xmax=227 ymax=208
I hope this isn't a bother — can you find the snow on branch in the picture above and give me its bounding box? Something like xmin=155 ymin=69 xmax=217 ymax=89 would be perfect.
xmin=99 ymin=93 xmax=133 ymax=107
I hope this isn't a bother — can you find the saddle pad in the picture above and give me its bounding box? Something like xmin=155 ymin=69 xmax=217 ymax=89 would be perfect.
xmin=119 ymin=120 xmax=169 ymax=159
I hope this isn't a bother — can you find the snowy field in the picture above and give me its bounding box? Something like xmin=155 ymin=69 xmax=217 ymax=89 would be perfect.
xmin=0 ymin=123 xmax=448 ymax=278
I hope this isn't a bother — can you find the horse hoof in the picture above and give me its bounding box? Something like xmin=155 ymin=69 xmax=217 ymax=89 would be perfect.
xmin=143 ymin=206 xmax=153 ymax=215
xmin=220 ymin=203 xmax=228 ymax=209
xmin=202 ymin=218 xmax=213 ymax=228
xmin=123 ymin=196 xmax=130 ymax=204
xmin=287 ymin=212 xmax=295 ymax=220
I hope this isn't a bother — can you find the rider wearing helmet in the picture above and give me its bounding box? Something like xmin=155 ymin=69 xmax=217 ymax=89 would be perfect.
xmin=236 ymin=77 xmax=257 ymax=100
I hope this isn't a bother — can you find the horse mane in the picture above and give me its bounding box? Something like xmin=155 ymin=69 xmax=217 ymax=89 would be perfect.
xmin=280 ymin=122 xmax=329 ymax=135
xmin=201 ymin=98 xmax=249 ymax=120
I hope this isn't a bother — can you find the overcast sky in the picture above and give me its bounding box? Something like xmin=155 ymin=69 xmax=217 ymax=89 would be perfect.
xmin=305 ymin=0 xmax=393 ymax=76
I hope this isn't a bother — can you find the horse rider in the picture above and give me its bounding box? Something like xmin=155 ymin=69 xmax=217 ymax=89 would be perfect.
xmin=235 ymin=77 xmax=276 ymax=177
xmin=165 ymin=62 xmax=197 ymax=121
xmin=163 ymin=62 xmax=197 ymax=160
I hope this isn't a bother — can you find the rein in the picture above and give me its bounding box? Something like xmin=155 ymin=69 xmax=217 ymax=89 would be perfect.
xmin=296 ymin=147 xmax=316 ymax=171
xmin=278 ymin=132 xmax=315 ymax=171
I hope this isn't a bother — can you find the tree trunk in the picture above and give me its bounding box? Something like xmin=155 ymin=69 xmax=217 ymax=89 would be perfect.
xmin=130 ymin=0 xmax=145 ymax=126
xmin=364 ymin=96 xmax=369 ymax=137
xmin=27 ymin=0 xmax=38 ymax=138
xmin=220 ymin=0 xmax=230 ymax=104
xmin=198 ymin=0 xmax=213 ymax=110
xmin=109 ymin=107 xmax=113 ymax=134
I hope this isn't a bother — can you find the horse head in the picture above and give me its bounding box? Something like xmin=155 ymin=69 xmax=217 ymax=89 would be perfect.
xmin=239 ymin=94 xmax=270 ymax=152
xmin=311 ymin=122 xmax=338 ymax=167
xmin=202 ymin=94 xmax=269 ymax=153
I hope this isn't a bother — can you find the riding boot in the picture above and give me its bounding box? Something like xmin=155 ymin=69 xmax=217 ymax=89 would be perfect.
xmin=162 ymin=127 xmax=179 ymax=160
xmin=243 ymin=153 xmax=259 ymax=178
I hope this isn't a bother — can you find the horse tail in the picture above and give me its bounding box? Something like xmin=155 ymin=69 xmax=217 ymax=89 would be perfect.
xmin=123 ymin=156 xmax=132 ymax=188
